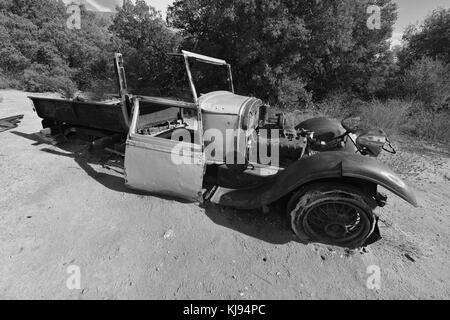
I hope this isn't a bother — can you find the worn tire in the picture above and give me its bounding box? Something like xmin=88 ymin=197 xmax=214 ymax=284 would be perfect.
xmin=287 ymin=183 xmax=376 ymax=248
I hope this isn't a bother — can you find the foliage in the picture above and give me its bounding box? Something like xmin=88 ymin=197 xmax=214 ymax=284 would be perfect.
xmin=404 ymin=109 xmax=450 ymax=143
xmin=357 ymin=98 xmax=411 ymax=134
xmin=313 ymin=91 xmax=365 ymax=119
xmin=0 ymin=0 xmax=118 ymax=95
xmin=23 ymin=63 xmax=77 ymax=97
xmin=109 ymin=0 xmax=183 ymax=96
xmin=401 ymin=57 xmax=450 ymax=112
xmin=395 ymin=9 xmax=450 ymax=112
xmin=0 ymin=0 xmax=448 ymax=144
xmin=399 ymin=8 xmax=450 ymax=67
xmin=168 ymin=0 xmax=398 ymax=104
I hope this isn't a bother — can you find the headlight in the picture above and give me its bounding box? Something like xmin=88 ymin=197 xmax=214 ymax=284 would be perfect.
xmin=356 ymin=130 xmax=387 ymax=157
xmin=357 ymin=133 xmax=386 ymax=148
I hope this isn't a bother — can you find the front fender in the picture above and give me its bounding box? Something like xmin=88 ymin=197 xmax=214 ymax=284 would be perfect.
xmin=340 ymin=154 xmax=418 ymax=207
xmin=263 ymin=152 xmax=418 ymax=207
xmin=209 ymin=152 xmax=417 ymax=209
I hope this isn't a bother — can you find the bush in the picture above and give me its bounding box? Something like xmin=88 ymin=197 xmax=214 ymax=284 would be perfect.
xmin=403 ymin=109 xmax=450 ymax=144
xmin=23 ymin=64 xmax=77 ymax=98
xmin=0 ymin=73 xmax=9 ymax=89
xmin=351 ymin=98 xmax=449 ymax=144
xmin=314 ymin=91 xmax=366 ymax=119
xmin=0 ymin=45 xmax=30 ymax=72
xmin=402 ymin=57 xmax=450 ymax=112
xmin=277 ymin=77 xmax=313 ymax=110
xmin=357 ymin=99 xmax=411 ymax=135
xmin=303 ymin=95 xmax=449 ymax=144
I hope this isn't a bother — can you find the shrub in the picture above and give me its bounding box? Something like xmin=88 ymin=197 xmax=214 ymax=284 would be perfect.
xmin=0 ymin=73 xmax=9 ymax=89
xmin=402 ymin=57 xmax=450 ymax=112
xmin=314 ymin=91 xmax=365 ymax=119
xmin=23 ymin=64 xmax=77 ymax=98
xmin=403 ymin=109 xmax=450 ymax=144
xmin=277 ymin=77 xmax=313 ymax=110
xmin=356 ymin=99 xmax=449 ymax=144
xmin=0 ymin=45 xmax=31 ymax=73
xmin=357 ymin=99 xmax=411 ymax=135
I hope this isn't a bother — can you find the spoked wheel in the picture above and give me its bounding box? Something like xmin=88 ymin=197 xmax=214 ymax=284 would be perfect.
xmin=287 ymin=183 xmax=376 ymax=248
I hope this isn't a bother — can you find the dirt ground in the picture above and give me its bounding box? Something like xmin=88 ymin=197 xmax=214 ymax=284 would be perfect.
xmin=0 ymin=89 xmax=449 ymax=300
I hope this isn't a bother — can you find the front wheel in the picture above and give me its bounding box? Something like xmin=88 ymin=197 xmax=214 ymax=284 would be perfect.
xmin=287 ymin=183 xmax=377 ymax=248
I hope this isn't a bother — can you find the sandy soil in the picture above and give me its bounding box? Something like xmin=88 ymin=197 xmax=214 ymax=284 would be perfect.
xmin=0 ymin=89 xmax=449 ymax=300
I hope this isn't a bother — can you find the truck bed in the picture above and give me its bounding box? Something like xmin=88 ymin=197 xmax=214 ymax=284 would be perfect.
xmin=29 ymin=96 xmax=180 ymax=134
xmin=29 ymin=96 xmax=129 ymax=133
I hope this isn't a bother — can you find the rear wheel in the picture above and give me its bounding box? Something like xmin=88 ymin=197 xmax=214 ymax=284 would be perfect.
xmin=287 ymin=183 xmax=376 ymax=248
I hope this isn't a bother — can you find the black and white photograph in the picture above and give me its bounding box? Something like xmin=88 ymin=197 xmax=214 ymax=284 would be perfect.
xmin=0 ymin=0 xmax=449 ymax=304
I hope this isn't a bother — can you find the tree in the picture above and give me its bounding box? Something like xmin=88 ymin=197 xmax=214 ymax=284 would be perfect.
xmin=110 ymin=0 xmax=182 ymax=96
xmin=168 ymin=0 xmax=398 ymax=105
xmin=399 ymin=8 xmax=450 ymax=67
xmin=0 ymin=0 xmax=118 ymax=95
xmin=168 ymin=0 xmax=310 ymax=106
xmin=395 ymin=8 xmax=450 ymax=110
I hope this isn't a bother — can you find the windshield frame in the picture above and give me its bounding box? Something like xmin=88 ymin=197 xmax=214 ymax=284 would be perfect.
xmin=178 ymin=50 xmax=235 ymax=104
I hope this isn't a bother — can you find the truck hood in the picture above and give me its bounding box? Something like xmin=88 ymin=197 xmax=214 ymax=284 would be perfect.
xmin=198 ymin=91 xmax=255 ymax=115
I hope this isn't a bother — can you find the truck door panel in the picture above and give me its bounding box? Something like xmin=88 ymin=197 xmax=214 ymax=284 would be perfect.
xmin=124 ymin=99 xmax=205 ymax=202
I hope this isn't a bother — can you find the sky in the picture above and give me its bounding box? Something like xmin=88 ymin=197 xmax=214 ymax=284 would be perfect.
xmin=392 ymin=0 xmax=450 ymax=46
xmin=65 ymin=0 xmax=173 ymax=14
xmin=67 ymin=0 xmax=450 ymax=46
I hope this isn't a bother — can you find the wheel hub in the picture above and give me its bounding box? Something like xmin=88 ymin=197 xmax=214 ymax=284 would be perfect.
xmin=301 ymin=200 xmax=370 ymax=245
xmin=324 ymin=223 xmax=347 ymax=238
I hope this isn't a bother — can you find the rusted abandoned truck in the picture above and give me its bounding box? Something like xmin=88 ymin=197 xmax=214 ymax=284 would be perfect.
xmin=29 ymin=51 xmax=418 ymax=248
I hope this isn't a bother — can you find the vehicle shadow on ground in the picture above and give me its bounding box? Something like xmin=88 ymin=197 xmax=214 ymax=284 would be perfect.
xmin=11 ymin=131 xmax=47 ymax=146
xmin=12 ymin=131 xmax=197 ymax=202
xmin=44 ymin=148 xmax=144 ymax=195
xmin=203 ymin=202 xmax=298 ymax=245
xmin=13 ymin=130 xmax=300 ymax=245
xmin=11 ymin=131 xmax=144 ymax=196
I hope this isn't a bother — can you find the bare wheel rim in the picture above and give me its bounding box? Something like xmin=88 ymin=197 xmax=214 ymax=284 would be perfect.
xmin=300 ymin=200 xmax=371 ymax=244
